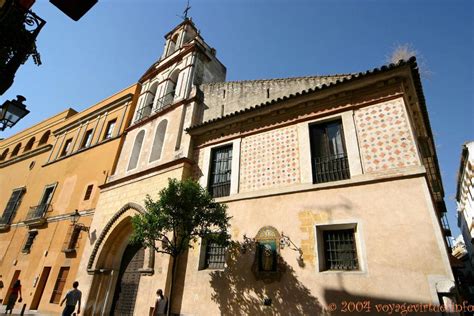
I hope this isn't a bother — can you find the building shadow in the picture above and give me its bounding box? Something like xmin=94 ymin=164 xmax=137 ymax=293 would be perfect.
xmin=209 ymin=242 xmax=326 ymax=316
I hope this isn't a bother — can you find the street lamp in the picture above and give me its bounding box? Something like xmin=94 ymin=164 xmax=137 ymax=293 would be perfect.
xmin=71 ymin=209 xmax=81 ymax=225
xmin=0 ymin=95 xmax=29 ymax=131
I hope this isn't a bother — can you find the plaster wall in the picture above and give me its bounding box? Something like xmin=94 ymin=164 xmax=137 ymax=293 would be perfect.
xmin=111 ymin=106 xmax=185 ymax=180
xmin=193 ymin=97 xmax=419 ymax=197
xmin=175 ymin=176 xmax=452 ymax=316
xmin=76 ymin=167 xmax=187 ymax=316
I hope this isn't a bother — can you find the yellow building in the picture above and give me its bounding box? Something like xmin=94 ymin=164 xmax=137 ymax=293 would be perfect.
xmin=0 ymin=85 xmax=138 ymax=314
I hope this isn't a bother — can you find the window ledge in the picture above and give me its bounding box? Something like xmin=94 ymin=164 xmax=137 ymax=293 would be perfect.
xmin=215 ymin=165 xmax=426 ymax=203
xmin=319 ymin=270 xmax=366 ymax=275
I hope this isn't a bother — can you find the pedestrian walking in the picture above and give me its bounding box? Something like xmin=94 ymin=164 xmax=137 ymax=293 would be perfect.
xmin=153 ymin=289 xmax=168 ymax=316
xmin=60 ymin=281 xmax=82 ymax=316
xmin=5 ymin=279 xmax=22 ymax=314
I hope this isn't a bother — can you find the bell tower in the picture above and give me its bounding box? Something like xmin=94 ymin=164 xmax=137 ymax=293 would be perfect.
xmin=109 ymin=17 xmax=226 ymax=181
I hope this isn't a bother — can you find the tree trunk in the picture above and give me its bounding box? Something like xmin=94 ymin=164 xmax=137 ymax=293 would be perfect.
xmin=167 ymin=254 xmax=178 ymax=316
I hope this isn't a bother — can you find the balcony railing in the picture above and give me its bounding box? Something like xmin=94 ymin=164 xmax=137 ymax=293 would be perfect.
xmin=312 ymin=153 xmax=350 ymax=184
xmin=441 ymin=213 xmax=452 ymax=237
xmin=209 ymin=181 xmax=231 ymax=198
xmin=0 ymin=215 xmax=12 ymax=230
xmin=25 ymin=203 xmax=51 ymax=225
xmin=134 ymin=92 xmax=175 ymax=124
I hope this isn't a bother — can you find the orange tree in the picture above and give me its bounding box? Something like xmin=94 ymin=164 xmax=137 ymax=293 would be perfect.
xmin=130 ymin=178 xmax=231 ymax=315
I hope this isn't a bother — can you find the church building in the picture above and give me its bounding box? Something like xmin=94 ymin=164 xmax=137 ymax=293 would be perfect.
xmin=75 ymin=18 xmax=455 ymax=315
xmin=0 ymin=17 xmax=455 ymax=315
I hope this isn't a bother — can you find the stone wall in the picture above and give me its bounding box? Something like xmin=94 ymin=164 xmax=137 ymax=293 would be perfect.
xmin=200 ymin=75 xmax=351 ymax=124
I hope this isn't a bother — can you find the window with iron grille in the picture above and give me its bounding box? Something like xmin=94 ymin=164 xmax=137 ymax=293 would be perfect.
xmin=0 ymin=188 xmax=25 ymax=226
xmin=50 ymin=267 xmax=70 ymax=304
xmin=309 ymin=120 xmax=350 ymax=184
xmin=84 ymin=184 xmax=93 ymax=201
xmin=208 ymin=145 xmax=232 ymax=198
xmin=204 ymin=240 xmax=226 ymax=269
xmin=323 ymin=229 xmax=358 ymax=271
xmin=22 ymin=230 xmax=38 ymax=253
xmin=62 ymin=225 xmax=81 ymax=253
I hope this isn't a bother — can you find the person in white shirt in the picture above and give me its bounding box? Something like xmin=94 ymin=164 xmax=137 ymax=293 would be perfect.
xmin=154 ymin=289 xmax=168 ymax=316
xmin=60 ymin=281 xmax=82 ymax=316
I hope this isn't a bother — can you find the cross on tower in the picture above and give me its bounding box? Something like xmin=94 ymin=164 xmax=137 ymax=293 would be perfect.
xmin=183 ymin=0 xmax=191 ymax=20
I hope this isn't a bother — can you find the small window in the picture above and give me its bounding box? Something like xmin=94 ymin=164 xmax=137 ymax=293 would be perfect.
xmin=127 ymin=130 xmax=145 ymax=171
xmin=22 ymin=230 xmax=38 ymax=253
xmin=60 ymin=139 xmax=73 ymax=157
xmin=11 ymin=143 xmax=21 ymax=157
xmin=103 ymin=119 xmax=116 ymax=140
xmin=62 ymin=225 xmax=82 ymax=253
xmin=50 ymin=267 xmax=70 ymax=304
xmin=0 ymin=148 xmax=9 ymax=161
xmin=84 ymin=185 xmax=93 ymax=201
xmin=24 ymin=137 xmax=35 ymax=152
xmin=81 ymin=130 xmax=93 ymax=149
xmin=199 ymin=236 xmax=226 ymax=270
xmin=38 ymin=131 xmax=50 ymax=146
xmin=309 ymin=120 xmax=350 ymax=184
xmin=149 ymin=120 xmax=167 ymax=162
xmin=322 ymin=228 xmax=358 ymax=271
xmin=208 ymin=145 xmax=232 ymax=198
xmin=0 ymin=188 xmax=25 ymax=226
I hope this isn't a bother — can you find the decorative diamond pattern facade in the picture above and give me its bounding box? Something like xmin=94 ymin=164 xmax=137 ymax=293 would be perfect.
xmin=240 ymin=126 xmax=300 ymax=192
xmin=355 ymin=98 xmax=419 ymax=172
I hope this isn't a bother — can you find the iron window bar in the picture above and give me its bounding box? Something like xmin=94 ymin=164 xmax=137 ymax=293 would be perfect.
xmin=312 ymin=153 xmax=350 ymax=184
xmin=133 ymin=92 xmax=176 ymax=124
xmin=208 ymin=145 xmax=232 ymax=198
xmin=205 ymin=242 xmax=226 ymax=269
xmin=323 ymin=229 xmax=358 ymax=271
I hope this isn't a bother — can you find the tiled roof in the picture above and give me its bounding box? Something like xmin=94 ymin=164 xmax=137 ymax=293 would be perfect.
xmin=188 ymin=57 xmax=418 ymax=131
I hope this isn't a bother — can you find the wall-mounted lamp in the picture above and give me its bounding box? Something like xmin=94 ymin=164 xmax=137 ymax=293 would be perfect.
xmin=70 ymin=209 xmax=89 ymax=231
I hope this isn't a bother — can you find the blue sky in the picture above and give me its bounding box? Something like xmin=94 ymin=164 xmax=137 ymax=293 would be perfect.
xmin=2 ymin=0 xmax=473 ymax=235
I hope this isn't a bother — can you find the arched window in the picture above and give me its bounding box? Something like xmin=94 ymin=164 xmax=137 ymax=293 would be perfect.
xmin=0 ymin=148 xmax=9 ymax=161
xmin=149 ymin=120 xmax=167 ymax=162
xmin=38 ymin=131 xmax=50 ymax=146
xmin=163 ymin=69 xmax=180 ymax=107
xmin=24 ymin=137 xmax=35 ymax=152
xmin=11 ymin=143 xmax=21 ymax=157
xmin=167 ymin=33 xmax=179 ymax=56
xmin=127 ymin=130 xmax=145 ymax=171
xmin=136 ymin=82 xmax=158 ymax=122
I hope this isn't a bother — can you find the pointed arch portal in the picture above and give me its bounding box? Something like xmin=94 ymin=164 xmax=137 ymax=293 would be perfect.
xmin=85 ymin=202 xmax=154 ymax=315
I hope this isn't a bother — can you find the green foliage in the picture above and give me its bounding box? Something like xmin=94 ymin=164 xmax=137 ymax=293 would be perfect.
xmin=130 ymin=178 xmax=231 ymax=258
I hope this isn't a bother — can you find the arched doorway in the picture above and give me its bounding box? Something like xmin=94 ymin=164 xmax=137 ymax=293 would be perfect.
xmin=110 ymin=243 xmax=145 ymax=315
xmin=85 ymin=203 xmax=155 ymax=315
